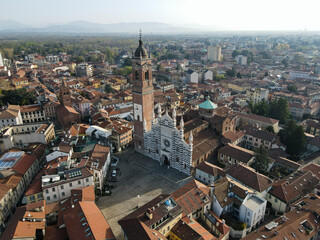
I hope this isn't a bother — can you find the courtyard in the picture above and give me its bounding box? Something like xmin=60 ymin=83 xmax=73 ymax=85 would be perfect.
xmin=97 ymin=147 xmax=193 ymax=240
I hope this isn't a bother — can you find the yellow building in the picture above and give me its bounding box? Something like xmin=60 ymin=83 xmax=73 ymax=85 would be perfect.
xmin=112 ymin=83 xmax=121 ymax=91
xmin=92 ymin=80 xmax=101 ymax=89
xmin=12 ymin=78 xmax=29 ymax=88
xmin=227 ymin=82 xmax=250 ymax=93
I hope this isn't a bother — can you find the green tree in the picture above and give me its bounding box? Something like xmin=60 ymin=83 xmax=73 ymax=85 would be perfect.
xmin=122 ymin=66 xmax=132 ymax=76
xmin=278 ymin=119 xmax=306 ymax=157
xmin=282 ymin=58 xmax=289 ymax=68
xmin=287 ymin=85 xmax=297 ymax=93
xmin=226 ymin=67 xmax=236 ymax=77
xmin=236 ymin=72 xmax=242 ymax=78
xmin=265 ymin=125 xmax=275 ymax=134
xmin=214 ymin=74 xmax=225 ymax=82
xmin=251 ymin=100 xmax=270 ymax=116
xmin=0 ymin=89 xmax=36 ymax=106
xmin=232 ymin=50 xmax=240 ymax=58
xmin=302 ymin=113 xmax=313 ymax=120
xmin=87 ymin=55 xmax=99 ymax=63
xmin=269 ymin=98 xmax=290 ymax=124
xmin=104 ymin=84 xmax=114 ymax=94
xmin=74 ymin=56 xmax=85 ymax=63
xmin=251 ymin=146 xmax=270 ymax=173
xmin=123 ymin=58 xmax=132 ymax=67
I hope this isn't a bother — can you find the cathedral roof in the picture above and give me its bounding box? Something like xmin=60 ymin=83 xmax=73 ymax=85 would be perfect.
xmin=198 ymin=99 xmax=217 ymax=110
xmin=134 ymin=33 xmax=148 ymax=59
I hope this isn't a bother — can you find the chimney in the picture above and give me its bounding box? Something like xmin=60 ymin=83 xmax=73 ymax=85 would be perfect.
xmin=210 ymin=183 xmax=215 ymax=197
xmin=146 ymin=208 xmax=153 ymax=220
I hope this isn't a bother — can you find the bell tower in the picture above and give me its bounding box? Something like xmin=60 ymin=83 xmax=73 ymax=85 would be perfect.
xmin=60 ymin=79 xmax=72 ymax=107
xmin=132 ymin=32 xmax=154 ymax=152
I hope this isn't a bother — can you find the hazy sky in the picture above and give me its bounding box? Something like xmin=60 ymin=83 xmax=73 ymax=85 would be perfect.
xmin=2 ymin=0 xmax=320 ymax=31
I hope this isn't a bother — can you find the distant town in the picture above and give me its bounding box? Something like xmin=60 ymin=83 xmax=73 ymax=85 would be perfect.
xmin=0 ymin=31 xmax=320 ymax=240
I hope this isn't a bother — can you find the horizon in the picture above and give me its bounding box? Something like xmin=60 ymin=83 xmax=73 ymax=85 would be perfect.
xmin=2 ymin=0 xmax=320 ymax=31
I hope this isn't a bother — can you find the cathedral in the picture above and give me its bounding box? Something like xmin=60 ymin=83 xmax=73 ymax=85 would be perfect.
xmin=132 ymin=35 xmax=236 ymax=175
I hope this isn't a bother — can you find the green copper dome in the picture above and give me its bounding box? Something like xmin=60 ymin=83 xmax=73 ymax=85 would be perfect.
xmin=199 ymin=99 xmax=218 ymax=110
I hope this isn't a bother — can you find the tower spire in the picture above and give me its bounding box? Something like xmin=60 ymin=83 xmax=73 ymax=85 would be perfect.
xmin=139 ymin=29 xmax=142 ymax=47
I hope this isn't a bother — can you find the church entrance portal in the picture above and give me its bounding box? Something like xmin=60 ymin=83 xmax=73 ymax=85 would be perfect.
xmin=162 ymin=155 xmax=170 ymax=166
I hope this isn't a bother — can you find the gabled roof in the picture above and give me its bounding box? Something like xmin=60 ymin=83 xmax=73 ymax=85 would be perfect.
xmin=303 ymin=163 xmax=320 ymax=179
xmin=171 ymin=179 xmax=211 ymax=216
xmin=0 ymin=105 xmax=20 ymax=119
xmin=195 ymin=161 xmax=224 ymax=177
xmin=12 ymin=153 xmax=37 ymax=175
xmin=225 ymin=163 xmax=273 ymax=192
xmin=118 ymin=194 xmax=180 ymax=240
xmin=218 ymin=143 xmax=255 ymax=164
xmin=269 ymin=171 xmax=319 ymax=203
xmin=0 ymin=201 xmax=46 ymax=240
xmin=171 ymin=216 xmax=215 ymax=240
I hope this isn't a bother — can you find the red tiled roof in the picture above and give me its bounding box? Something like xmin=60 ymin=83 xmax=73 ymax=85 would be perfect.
xmin=12 ymin=154 xmax=37 ymax=175
xmin=171 ymin=179 xmax=211 ymax=216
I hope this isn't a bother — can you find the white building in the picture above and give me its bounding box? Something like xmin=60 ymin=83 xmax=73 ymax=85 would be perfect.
xmin=144 ymin=107 xmax=193 ymax=175
xmin=235 ymin=55 xmax=248 ymax=65
xmin=0 ymin=105 xmax=23 ymax=129
xmin=85 ymin=126 xmax=112 ymax=140
xmin=46 ymin=55 xmax=59 ymax=63
xmin=203 ymin=69 xmax=213 ymax=81
xmin=186 ymin=69 xmax=199 ymax=83
xmin=20 ymin=104 xmax=46 ymax=123
xmin=0 ymin=53 xmax=4 ymax=67
xmin=0 ymin=123 xmax=55 ymax=152
xmin=86 ymin=144 xmax=111 ymax=192
xmin=289 ymin=71 xmax=319 ymax=81
xmin=246 ymin=88 xmax=269 ymax=104
xmin=194 ymin=161 xmax=223 ymax=184
xmin=211 ymin=177 xmax=267 ymax=237
xmin=46 ymin=151 xmax=70 ymax=162
xmin=42 ymin=167 xmax=94 ymax=204
xmin=208 ymin=46 xmax=222 ymax=62
xmin=238 ymin=194 xmax=267 ymax=232
xmin=75 ymin=63 xmax=93 ymax=77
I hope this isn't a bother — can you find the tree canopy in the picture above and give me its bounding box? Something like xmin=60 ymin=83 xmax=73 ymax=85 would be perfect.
xmin=0 ymin=89 xmax=36 ymax=106
xmin=104 ymin=84 xmax=114 ymax=94
xmin=226 ymin=67 xmax=236 ymax=77
xmin=278 ymin=119 xmax=306 ymax=157
xmin=265 ymin=125 xmax=275 ymax=134
xmin=251 ymin=146 xmax=270 ymax=173
xmin=250 ymin=98 xmax=290 ymax=124
xmin=287 ymin=84 xmax=297 ymax=93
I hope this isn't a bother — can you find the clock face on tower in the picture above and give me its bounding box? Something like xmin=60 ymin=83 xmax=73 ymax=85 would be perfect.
xmin=164 ymin=139 xmax=170 ymax=148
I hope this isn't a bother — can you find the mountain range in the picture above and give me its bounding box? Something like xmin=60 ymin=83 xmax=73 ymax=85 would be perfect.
xmin=0 ymin=20 xmax=222 ymax=33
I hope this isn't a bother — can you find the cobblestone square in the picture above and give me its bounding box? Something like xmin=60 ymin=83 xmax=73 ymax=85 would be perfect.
xmin=97 ymin=147 xmax=192 ymax=239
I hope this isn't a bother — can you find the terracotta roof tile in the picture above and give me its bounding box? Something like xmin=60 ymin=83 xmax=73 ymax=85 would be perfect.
xmin=225 ymin=163 xmax=273 ymax=192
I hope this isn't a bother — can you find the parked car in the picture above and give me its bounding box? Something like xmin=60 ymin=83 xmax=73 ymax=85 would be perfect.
xmin=111 ymin=169 xmax=117 ymax=177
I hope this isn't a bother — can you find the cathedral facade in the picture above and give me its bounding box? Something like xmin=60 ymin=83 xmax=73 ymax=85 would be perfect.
xmin=144 ymin=107 xmax=193 ymax=175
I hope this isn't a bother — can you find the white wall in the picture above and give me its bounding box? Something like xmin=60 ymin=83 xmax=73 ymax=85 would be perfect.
xmin=43 ymin=176 xmax=94 ymax=204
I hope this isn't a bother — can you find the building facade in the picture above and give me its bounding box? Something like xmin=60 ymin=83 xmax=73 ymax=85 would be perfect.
xmin=208 ymin=46 xmax=222 ymax=62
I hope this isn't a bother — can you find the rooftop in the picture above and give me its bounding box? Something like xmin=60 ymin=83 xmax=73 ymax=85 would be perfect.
xmin=198 ymin=98 xmax=218 ymax=110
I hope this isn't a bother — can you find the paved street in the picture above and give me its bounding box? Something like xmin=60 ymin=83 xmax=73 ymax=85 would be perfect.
xmin=97 ymin=147 xmax=192 ymax=240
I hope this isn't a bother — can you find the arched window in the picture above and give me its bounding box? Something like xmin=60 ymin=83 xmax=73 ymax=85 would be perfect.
xmin=137 ymin=115 xmax=140 ymax=121
xmin=145 ymin=71 xmax=149 ymax=80
xmin=135 ymin=71 xmax=139 ymax=80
